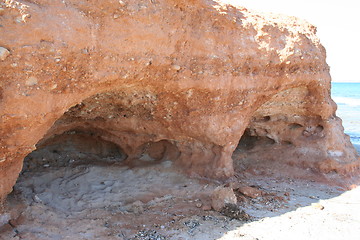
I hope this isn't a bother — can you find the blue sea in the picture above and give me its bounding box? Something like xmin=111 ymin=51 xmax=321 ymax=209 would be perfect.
xmin=331 ymin=82 xmax=360 ymax=152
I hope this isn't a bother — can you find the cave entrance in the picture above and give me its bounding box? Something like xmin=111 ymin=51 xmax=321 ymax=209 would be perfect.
xmin=231 ymin=86 xmax=329 ymax=178
xmin=21 ymin=89 xmax=181 ymax=171
xmin=15 ymin=90 xmax=182 ymax=216
xmin=231 ymin=86 xmax=320 ymax=174
xmin=17 ymin=131 xmax=180 ymax=214
xmin=23 ymin=128 xmax=128 ymax=172
xmin=232 ymin=115 xmax=280 ymax=172
xmin=235 ymin=126 xmax=276 ymax=152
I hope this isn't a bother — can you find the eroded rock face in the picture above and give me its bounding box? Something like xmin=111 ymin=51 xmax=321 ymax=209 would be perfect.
xmin=0 ymin=0 xmax=359 ymax=200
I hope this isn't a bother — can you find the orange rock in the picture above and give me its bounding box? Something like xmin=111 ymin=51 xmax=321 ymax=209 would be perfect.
xmin=0 ymin=0 xmax=358 ymax=201
xmin=238 ymin=186 xmax=264 ymax=199
xmin=211 ymin=186 xmax=237 ymax=212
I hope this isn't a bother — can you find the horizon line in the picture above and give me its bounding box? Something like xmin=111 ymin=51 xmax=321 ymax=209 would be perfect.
xmin=332 ymin=81 xmax=360 ymax=83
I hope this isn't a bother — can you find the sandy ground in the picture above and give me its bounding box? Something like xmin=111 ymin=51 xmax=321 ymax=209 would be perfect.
xmin=1 ymin=150 xmax=360 ymax=240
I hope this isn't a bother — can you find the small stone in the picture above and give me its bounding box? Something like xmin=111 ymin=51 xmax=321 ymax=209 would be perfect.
xmin=0 ymin=47 xmax=10 ymax=61
xmin=113 ymin=14 xmax=120 ymax=19
xmin=25 ymin=76 xmax=38 ymax=86
xmin=130 ymin=200 xmax=144 ymax=214
xmin=201 ymin=205 xmax=212 ymax=211
xmin=211 ymin=186 xmax=237 ymax=212
xmin=33 ymin=194 xmax=42 ymax=203
xmin=171 ymin=64 xmax=181 ymax=71
xmin=195 ymin=202 xmax=202 ymax=208
xmin=118 ymin=0 xmax=126 ymax=6
xmin=81 ymin=48 xmax=89 ymax=54
xmin=312 ymin=203 xmax=324 ymax=210
xmin=238 ymin=186 xmax=263 ymax=199
xmin=50 ymin=84 xmax=57 ymax=90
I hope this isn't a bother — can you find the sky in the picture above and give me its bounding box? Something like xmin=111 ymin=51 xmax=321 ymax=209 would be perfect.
xmin=230 ymin=0 xmax=360 ymax=82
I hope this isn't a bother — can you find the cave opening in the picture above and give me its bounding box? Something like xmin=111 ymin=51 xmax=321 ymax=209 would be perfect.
xmin=20 ymin=89 xmax=182 ymax=171
xmin=235 ymin=127 xmax=276 ymax=152
xmin=14 ymin=90 xmax=184 ymax=216
xmin=231 ymin=86 xmax=313 ymax=173
xmin=22 ymin=128 xmax=128 ymax=172
xmin=231 ymin=115 xmax=296 ymax=175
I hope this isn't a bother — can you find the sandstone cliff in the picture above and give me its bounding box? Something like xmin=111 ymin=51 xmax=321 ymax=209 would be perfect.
xmin=0 ymin=0 xmax=359 ymax=200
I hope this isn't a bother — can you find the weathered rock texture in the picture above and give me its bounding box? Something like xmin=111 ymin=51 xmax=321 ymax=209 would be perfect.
xmin=0 ymin=0 xmax=359 ymax=200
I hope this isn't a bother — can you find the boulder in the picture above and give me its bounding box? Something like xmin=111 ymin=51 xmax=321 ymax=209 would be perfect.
xmin=211 ymin=186 xmax=237 ymax=212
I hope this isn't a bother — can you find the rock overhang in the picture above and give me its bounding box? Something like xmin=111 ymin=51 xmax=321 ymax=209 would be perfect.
xmin=0 ymin=0 xmax=359 ymax=200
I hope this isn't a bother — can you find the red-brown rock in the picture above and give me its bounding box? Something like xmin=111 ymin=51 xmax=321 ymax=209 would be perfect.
xmin=211 ymin=186 xmax=237 ymax=212
xmin=0 ymin=0 xmax=359 ymax=201
xmin=238 ymin=186 xmax=264 ymax=199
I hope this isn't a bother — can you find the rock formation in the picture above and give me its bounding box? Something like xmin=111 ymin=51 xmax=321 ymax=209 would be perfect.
xmin=0 ymin=0 xmax=359 ymax=200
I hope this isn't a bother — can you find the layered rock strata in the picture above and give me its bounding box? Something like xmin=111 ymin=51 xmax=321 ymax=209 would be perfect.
xmin=0 ymin=0 xmax=359 ymax=200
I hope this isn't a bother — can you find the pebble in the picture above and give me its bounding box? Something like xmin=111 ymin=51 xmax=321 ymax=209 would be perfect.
xmin=25 ymin=76 xmax=38 ymax=86
xmin=171 ymin=64 xmax=181 ymax=71
xmin=130 ymin=200 xmax=144 ymax=214
xmin=33 ymin=195 xmax=42 ymax=203
xmin=195 ymin=202 xmax=202 ymax=208
xmin=0 ymin=47 xmax=10 ymax=61
xmin=238 ymin=186 xmax=264 ymax=199
xmin=309 ymin=195 xmax=319 ymax=199
xmin=118 ymin=0 xmax=126 ymax=7
xmin=81 ymin=48 xmax=89 ymax=54
xmin=201 ymin=205 xmax=212 ymax=211
xmin=312 ymin=203 xmax=325 ymax=210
